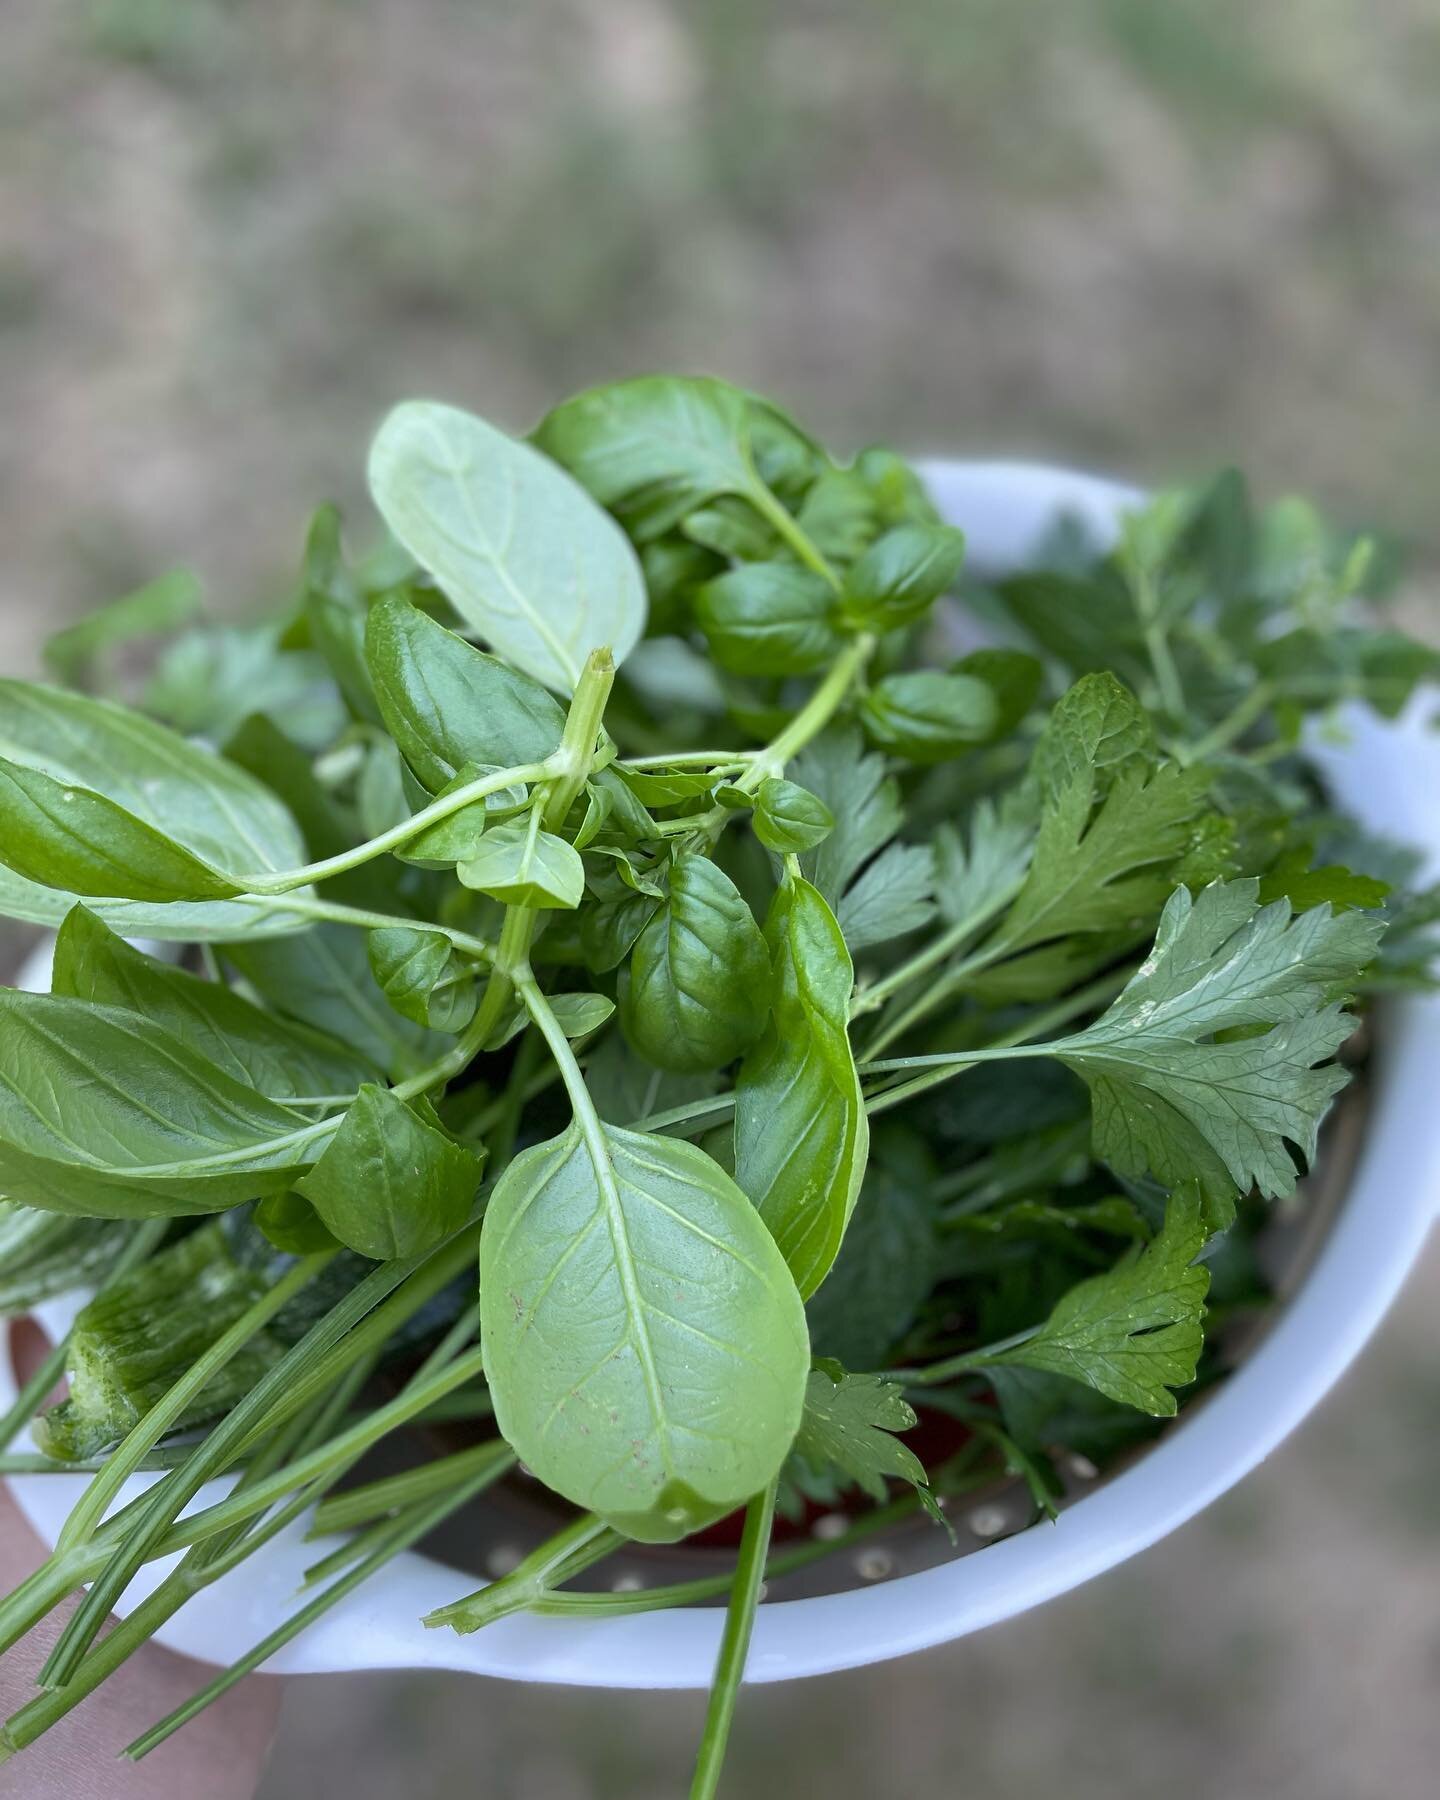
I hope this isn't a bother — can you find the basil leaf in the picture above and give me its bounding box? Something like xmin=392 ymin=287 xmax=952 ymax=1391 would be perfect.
xmin=693 ymin=563 xmax=841 ymax=676
xmin=860 ymin=670 xmax=999 ymax=764
xmin=368 ymin=402 xmax=647 ymax=694
xmin=479 ymin=1121 xmax=808 ymax=1541
xmin=365 ymin=595 xmax=566 ymax=793
xmin=0 ymin=991 xmax=315 ymax=1216
xmin=0 ymin=679 xmax=305 ymax=900
xmin=620 ymin=853 xmax=771 ymax=1073
xmin=533 ymin=374 xmax=797 ymax=542
xmin=299 ymin=505 xmax=382 ymax=725
xmin=752 ymin=778 xmax=834 ymax=855
xmin=297 ymin=1084 xmax=484 ymax=1260
xmin=0 ymin=756 xmax=240 ymax=901
xmin=226 ymin=924 xmax=449 ymax=1081
xmin=53 ymin=907 xmax=376 ymax=1096
xmin=457 ymin=819 xmax=584 ymax=910
xmin=367 ymin=925 xmax=479 ymax=1035
xmin=254 ymin=1192 xmax=341 ymax=1255
xmin=735 ymin=876 xmax=869 ymax=1298
xmin=952 ymin=647 xmax=1044 ymax=740
xmin=43 ymin=568 xmax=202 ymax=687
xmin=841 ymin=523 xmax=966 ymax=631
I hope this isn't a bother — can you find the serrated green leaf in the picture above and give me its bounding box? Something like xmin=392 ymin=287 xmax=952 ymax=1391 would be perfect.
xmin=977 ymin=1188 xmax=1210 ymax=1416
xmin=790 ymin=1366 xmax=930 ymax=1505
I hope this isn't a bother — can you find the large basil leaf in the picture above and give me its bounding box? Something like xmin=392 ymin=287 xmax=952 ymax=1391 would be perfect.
xmin=52 ymin=907 xmax=376 ymax=1097
xmin=225 ymin=923 xmax=448 ymax=1081
xmin=734 ymin=876 xmax=870 ymax=1298
xmin=620 ymin=854 xmax=771 ymax=1073
xmin=479 ymin=1121 xmax=808 ymax=1542
xmin=297 ymin=1085 xmax=483 ymax=1259
xmin=364 ymin=596 xmax=566 ymax=793
xmin=368 ymin=403 xmax=647 ymax=694
xmin=0 ymin=680 xmax=305 ymax=901
xmin=0 ymin=991 xmax=316 ymax=1216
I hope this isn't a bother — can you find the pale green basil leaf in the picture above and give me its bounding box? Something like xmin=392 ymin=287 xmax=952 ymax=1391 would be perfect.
xmin=226 ymin=923 xmax=449 ymax=1081
xmin=0 ymin=991 xmax=315 ymax=1217
xmin=368 ymin=403 xmax=647 ymax=694
xmin=457 ymin=820 xmax=584 ymax=910
xmin=752 ymin=777 xmax=834 ymax=855
xmin=53 ymin=907 xmax=376 ymax=1096
xmin=479 ymin=1121 xmax=808 ymax=1542
xmin=357 ymin=739 xmax=412 ymax=841
xmin=298 ymin=1084 xmax=484 ymax=1260
xmin=621 ymin=853 xmax=770 ymax=1074
xmin=398 ymin=761 xmax=531 ymax=870
xmin=693 ymin=563 xmax=841 ymax=676
xmin=549 ymin=991 xmax=616 ymax=1038
xmin=0 ymin=679 xmax=305 ymax=894
xmin=365 ymin=595 xmax=566 ymax=793
xmin=367 ymin=925 xmax=479 ymax=1036
xmin=735 ymin=876 xmax=869 ymax=1298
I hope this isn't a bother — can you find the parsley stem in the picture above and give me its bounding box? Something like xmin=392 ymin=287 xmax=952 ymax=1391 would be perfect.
xmin=850 ymin=873 xmax=1026 ymax=1027
xmin=689 ymin=1478 xmax=777 ymax=1800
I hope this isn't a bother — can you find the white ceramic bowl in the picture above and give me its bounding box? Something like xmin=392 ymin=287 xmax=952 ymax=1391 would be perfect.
xmin=5 ymin=461 xmax=1439 ymax=1689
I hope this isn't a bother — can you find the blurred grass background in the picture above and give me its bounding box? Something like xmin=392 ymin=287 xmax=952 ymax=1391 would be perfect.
xmin=0 ymin=3 xmax=1437 ymax=1796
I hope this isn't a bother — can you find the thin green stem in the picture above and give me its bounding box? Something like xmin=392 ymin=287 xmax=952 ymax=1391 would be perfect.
xmin=689 ymin=1479 xmax=777 ymax=1800
xmin=233 ymin=891 xmax=493 ymax=963
xmin=233 ymin=761 xmax=552 ymax=895
xmin=733 ymin=635 xmax=876 ymax=795
xmin=424 ymin=1513 xmax=621 ymax=1633
xmin=851 ymin=874 xmax=1026 ymax=1025
xmin=1179 ymin=681 xmax=1278 ymax=765
xmin=310 ymin=1440 xmax=507 ymax=1539
xmin=746 ymin=483 xmax=841 ymax=589
xmin=622 ymin=751 xmax=756 ymax=771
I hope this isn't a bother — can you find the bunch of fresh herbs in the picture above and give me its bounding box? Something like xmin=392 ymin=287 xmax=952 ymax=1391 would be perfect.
xmin=0 ymin=377 xmax=1435 ymax=1795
